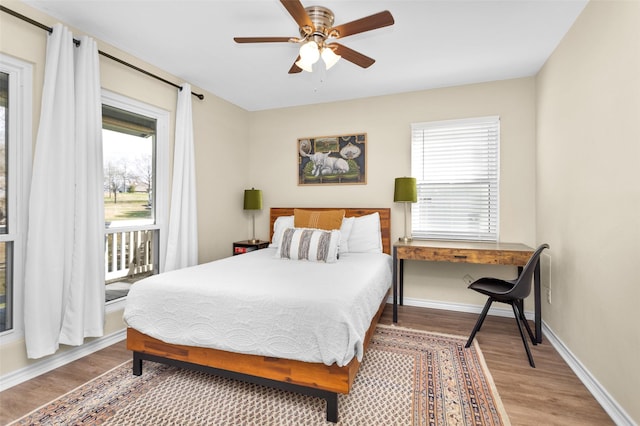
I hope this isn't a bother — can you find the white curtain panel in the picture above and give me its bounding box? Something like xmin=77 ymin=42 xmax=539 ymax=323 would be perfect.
xmin=24 ymin=25 xmax=104 ymax=358
xmin=60 ymin=35 xmax=105 ymax=345
xmin=163 ymin=83 xmax=199 ymax=272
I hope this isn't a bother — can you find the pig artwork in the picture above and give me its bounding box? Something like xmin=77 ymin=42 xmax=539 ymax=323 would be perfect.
xmin=298 ymin=134 xmax=366 ymax=185
xmin=301 ymin=151 xmax=349 ymax=177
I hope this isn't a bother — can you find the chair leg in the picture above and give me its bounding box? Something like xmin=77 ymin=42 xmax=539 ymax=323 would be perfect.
xmin=465 ymin=298 xmax=494 ymax=348
xmin=515 ymin=299 xmax=537 ymax=345
xmin=512 ymin=302 xmax=535 ymax=367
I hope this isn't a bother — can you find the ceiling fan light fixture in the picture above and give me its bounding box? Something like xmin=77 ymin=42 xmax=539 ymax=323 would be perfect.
xmin=295 ymin=57 xmax=315 ymax=72
xmin=298 ymin=40 xmax=320 ymax=63
xmin=321 ymin=46 xmax=341 ymax=70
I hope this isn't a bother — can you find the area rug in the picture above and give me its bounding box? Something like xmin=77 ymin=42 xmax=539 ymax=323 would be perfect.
xmin=10 ymin=325 xmax=510 ymax=425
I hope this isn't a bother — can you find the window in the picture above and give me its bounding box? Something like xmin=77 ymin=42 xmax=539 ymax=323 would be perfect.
xmin=0 ymin=71 xmax=10 ymax=333
xmin=103 ymin=104 xmax=155 ymax=227
xmin=0 ymin=54 xmax=32 ymax=339
xmin=411 ymin=116 xmax=499 ymax=241
xmin=102 ymin=91 xmax=168 ymax=305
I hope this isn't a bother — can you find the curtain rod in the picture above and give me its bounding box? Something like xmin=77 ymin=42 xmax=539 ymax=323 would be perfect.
xmin=0 ymin=5 xmax=204 ymax=100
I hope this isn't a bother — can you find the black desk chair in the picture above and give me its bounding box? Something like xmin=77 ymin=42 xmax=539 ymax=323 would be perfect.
xmin=465 ymin=244 xmax=549 ymax=367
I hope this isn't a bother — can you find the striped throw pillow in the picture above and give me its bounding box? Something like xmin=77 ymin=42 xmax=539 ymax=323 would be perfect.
xmin=277 ymin=228 xmax=340 ymax=263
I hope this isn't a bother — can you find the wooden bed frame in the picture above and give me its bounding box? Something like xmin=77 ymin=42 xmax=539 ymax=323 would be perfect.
xmin=127 ymin=207 xmax=391 ymax=422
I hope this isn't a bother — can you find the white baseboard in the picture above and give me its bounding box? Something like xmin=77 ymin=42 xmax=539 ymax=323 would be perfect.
xmin=392 ymin=296 xmax=634 ymax=426
xmin=0 ymin=329 xmax=127 ymax=392
xmin=541 ymin=322 xmax=635 ymax=426
xmin=387 ymin=295 xmax=534 ymax=319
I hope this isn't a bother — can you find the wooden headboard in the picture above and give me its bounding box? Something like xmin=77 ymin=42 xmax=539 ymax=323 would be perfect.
xmin=270 ymin=208 xmax=391 ymax=255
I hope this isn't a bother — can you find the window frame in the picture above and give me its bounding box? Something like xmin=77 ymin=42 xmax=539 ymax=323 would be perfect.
xmin=101 ymin=90 xmax=168 ymax=311
xmin=410 ymin=116 xmax=500 ymax=242
xmin=0 ymin=54 xmax=33 ymax=342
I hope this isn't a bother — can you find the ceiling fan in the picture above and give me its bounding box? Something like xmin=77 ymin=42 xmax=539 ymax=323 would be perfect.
xmin=233 ymin=0 xmax=394 ymax=74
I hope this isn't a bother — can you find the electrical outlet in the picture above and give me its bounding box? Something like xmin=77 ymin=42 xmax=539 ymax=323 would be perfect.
xmin=463 ymin=274 xmax=474 ymax=285
xmin=546 ymin=287 xmax=552 ymax=304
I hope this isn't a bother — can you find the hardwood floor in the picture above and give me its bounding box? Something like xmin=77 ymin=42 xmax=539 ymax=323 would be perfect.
xmin=0 ymin=340 xmax=130 ymax=424
xmin=0 ymin=305 xmax=613 ymax=425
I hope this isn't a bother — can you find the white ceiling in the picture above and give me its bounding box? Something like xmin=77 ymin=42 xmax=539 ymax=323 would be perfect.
xmin=23 ymin=0 xmax=588 ymax=111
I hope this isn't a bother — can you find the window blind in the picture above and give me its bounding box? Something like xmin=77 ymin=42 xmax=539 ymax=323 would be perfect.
xmin=411 ymin=116 xmax=500 ymax=241
xmin=102 ymin=104 xmax=156 ymax=138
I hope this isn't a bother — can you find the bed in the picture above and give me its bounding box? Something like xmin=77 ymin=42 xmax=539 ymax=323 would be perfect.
xmin=125 ymin=207 xmax=391 ymax=422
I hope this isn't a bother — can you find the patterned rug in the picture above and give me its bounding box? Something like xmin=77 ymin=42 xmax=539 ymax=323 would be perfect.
xmin=11 ymin=325 xmax=510 ymax=425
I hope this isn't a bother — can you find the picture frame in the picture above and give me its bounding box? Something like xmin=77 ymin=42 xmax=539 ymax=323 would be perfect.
xmin=298 ymin=133 xmax=367 ymax=185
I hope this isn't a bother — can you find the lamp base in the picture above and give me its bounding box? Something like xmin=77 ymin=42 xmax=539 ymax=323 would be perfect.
xmin=249 ymin=238 xmax=260 ymax=244
xmin=398 ymin=236 xmax=413 ymax=243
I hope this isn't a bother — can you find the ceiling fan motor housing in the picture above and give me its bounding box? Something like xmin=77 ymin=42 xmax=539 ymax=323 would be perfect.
xmin=300 ymin=6 xmax=335 ymax=41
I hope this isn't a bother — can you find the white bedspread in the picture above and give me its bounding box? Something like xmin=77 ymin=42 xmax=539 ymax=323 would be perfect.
xmin=123 ymin=248 xmax=392 ymax=366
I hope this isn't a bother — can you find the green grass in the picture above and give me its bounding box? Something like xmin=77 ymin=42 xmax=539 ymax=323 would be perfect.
xmin=104 ymin=192 xmax=152 ymax=222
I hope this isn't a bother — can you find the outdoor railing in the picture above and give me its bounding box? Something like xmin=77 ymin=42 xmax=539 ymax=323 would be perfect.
xmin=105 ymin=228 xmax=155 ymax=282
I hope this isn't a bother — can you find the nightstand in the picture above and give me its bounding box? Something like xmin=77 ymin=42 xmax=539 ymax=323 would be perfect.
xmin=233 ymin=240 xmax=269 ymax=255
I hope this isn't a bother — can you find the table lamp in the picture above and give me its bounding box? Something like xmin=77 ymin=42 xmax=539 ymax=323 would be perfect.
xmin=394 ymin=177 xmax=417 ymax=243
xmin=243 ymin=188 xmax=263 ymax=243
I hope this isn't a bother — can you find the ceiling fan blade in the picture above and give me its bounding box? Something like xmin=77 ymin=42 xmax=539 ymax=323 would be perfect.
xmin=331 ymin=11 xmax=394 ymax=39
xmin=288 ymin=56 xmax=303 ymax=74
xmin=234 ymin=37 xmax=293 ymax=43
xmin=331 ymin=43 xmax=375 ymax=68
xmin=280 ymin=0 xmax=314 ymax=30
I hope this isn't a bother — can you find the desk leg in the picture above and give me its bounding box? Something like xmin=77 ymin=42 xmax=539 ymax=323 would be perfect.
xmin=392 ymin=246 xmax=398 ymax=323
xmin=399 ymin=259 xmax=404 ymax=306
xmin=534 ymin=262 xmax=542 ymax=343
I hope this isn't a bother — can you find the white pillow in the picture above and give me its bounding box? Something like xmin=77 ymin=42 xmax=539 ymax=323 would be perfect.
xmin=339 ymin=216 xmax=355 ymax=254
xmin=347 ymin=212 xmax=382 ymax=253
xmin=269 ymin=215 xmax=294 ymax=248
xmin=276 ymin=228 xmax=340 ymax=263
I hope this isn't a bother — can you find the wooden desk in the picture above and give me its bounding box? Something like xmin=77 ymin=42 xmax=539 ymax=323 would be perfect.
xmin=392 ymin=240 xmax=542 ymax=343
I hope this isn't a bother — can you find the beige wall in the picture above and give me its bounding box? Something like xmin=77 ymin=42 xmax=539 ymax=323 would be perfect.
xmin=536 ymin=0 xmax=640 ymax=422
xmin=249 ymin=78 xmax=537 ymax=307
xmin=0 ymin=1 xmax=249 ymax=374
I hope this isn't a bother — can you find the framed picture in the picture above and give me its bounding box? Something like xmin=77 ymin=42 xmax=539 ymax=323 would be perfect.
xmin=298 ymin=133 xmax=367 ymax=185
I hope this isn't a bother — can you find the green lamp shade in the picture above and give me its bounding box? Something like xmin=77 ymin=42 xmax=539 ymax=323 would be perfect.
xmin=243 ymin=188 xmax=263 ymax=210
xmin=394 ymin=177 xmax=417 ymax=202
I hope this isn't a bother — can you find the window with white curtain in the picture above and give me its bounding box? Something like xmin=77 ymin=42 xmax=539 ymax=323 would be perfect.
xmin=411 ymin=116 xmax=500 ymax=241
xmin=102 ymin=90 xmax=168 ymax=306
xmin=0 ymin=54 xmax=32 ymax=340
